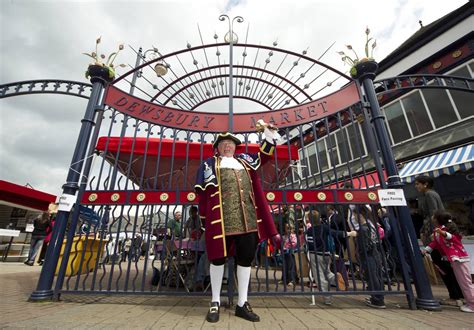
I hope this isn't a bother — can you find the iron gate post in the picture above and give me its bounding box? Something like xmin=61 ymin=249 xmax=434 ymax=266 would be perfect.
xmin=53 ymin=101 xmax=106 ymax=298
xmin=355 ymin=60 xmax=440 ymax=311
xmin=29 ymin=73 xmax=107 ymax=301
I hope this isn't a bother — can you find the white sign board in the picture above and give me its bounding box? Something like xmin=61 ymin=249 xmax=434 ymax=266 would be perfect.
xmin=378 ymin=189 xmax=407 ymax=206
xmin=25 ymin=224 xmax=34 ymax=232
xmin=0 ymin=229 xmax=21 ymax=237
xmin=57 ymin=193 xmax=77 ymax=212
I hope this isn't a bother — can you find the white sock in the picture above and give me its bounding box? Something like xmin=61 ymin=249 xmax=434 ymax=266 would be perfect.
xmin=237 ymin=265 xmax=251 ymax=307
xmin=210 ymin=264 xmax=224 ymax=305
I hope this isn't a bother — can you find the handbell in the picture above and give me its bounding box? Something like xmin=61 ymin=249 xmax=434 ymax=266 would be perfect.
xmin=256 ymin=119 xmax=277 ymax=132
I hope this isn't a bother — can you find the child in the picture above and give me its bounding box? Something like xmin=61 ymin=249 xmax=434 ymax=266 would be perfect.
xmin=422 ymin=210 xmax=474 ymax=313
xmin=356 ymin=206 xmax=386 ymax=309
xmin=280 ymin=223 xmax=299 ymax=286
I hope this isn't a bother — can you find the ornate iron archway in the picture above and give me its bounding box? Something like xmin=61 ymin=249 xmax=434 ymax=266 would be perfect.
xmin=3 ymin=20 xmax=472 ymax=311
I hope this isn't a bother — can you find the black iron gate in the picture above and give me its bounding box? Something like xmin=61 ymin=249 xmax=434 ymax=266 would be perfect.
xmin=4 ymin=32 xmax=472 ymax=310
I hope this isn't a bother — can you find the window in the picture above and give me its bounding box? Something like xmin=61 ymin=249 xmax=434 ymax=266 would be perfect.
xmin=316 ymin=140 xmax=329 ymax=172
xmin=422 ymin=89 xmax=458 ymax=128
xmin=401 ymin=91 xmax=433 ymax=136
xmin=448 ymin=65 xmax=474 ymax=119
xmin=336 ymin=130 xmax=351 ymax=164
xmin=450 ymin=90 xmax=474 ymax=118
xmin=384 ymin=101 xmax=411 ymax=144
xmin=326 ymin=134 xmax=339 ymax=166
xmin=346 ymin=123 xmax=366 ymax=158
xmin=298 ymin=149 xmax=310 ymax=179
xmin=306 ymin=144 xmax=318 ymax=175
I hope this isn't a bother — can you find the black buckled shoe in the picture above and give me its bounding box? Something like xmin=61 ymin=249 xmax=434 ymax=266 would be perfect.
xmin=235 ymin=302 xmax=260 ymax=322
xmin=206 ymin=302 xmax=220 ymax=323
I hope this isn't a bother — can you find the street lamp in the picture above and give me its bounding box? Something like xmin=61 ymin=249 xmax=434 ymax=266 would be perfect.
xmin=142 ymin=47 xmax=168 ymax=77
xmin=219 ymin=14 xmax=243 ymax=133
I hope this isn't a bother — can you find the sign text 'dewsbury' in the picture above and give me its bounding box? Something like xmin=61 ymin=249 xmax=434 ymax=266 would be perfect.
xmin=104 ymin=82 xmax=361 ymax=133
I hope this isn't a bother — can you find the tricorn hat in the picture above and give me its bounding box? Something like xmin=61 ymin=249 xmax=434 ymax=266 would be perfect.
xmin=212 ymin=132 xmax=241 ymax=149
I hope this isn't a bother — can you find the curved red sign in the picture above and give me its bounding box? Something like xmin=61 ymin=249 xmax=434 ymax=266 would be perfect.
xmin=104 ymin=82 xmax=361 ymax=133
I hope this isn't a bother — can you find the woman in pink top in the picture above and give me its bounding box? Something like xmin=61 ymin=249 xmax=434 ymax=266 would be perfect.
xmin=423 ymin=211 xmax=474 ymax=313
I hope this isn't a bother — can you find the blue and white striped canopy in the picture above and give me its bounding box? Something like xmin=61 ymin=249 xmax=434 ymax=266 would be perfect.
xmin=399 ymin=144 xmax=474 ymax=183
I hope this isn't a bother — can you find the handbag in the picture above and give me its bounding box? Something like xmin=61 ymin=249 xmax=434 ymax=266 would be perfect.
xmin=326 ymin=234 xmax=336 ymax=253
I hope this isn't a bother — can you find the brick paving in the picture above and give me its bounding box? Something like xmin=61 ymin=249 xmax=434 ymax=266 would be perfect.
xmin=0 ymin=263 xmax=473 ymax=329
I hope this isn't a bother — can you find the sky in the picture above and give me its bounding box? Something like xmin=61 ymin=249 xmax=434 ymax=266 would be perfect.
xmin=0 ymin=0 xmax=468 ymax=197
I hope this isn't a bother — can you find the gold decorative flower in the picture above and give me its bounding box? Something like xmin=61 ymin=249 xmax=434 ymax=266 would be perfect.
xmin=266 ymin=192 xmax=275 ymax=202
xmin=317 ymin=192 xmax=327 ymax=201
xmin=187 ymin=192 xmax=196 ymax=202
xmin=160 ymin=193 xmax=169 ymax=202
xmin=368 ymin=192 xmax=377 ymax=201
xmin=294 ymin=192 xmax=303 ymax=201
xmin=88 ymin=193 xmax=98 ymax=202
xmin=136 ymin=193 xmax=146 ymax=202
xmin=344 ymin=192 xmax=354 ymax=201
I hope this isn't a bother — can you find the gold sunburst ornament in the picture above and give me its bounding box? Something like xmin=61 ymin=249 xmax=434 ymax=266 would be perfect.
xmin=317 ymin=192 xmax=327 ymax=201
xmin=111 ymin=193 xmax=120 ymax=202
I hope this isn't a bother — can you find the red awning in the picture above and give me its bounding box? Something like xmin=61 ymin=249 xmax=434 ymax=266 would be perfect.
xmin=0 ymin=180 xmax=56 ymax=211
xmin=96 ymin=137 xmax=299 ymax=190
xmin=325 ymin=170 xmax=386 ymax=189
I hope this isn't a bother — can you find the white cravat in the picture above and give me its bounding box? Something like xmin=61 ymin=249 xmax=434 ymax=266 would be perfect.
xmin=219 ymin=156 xmax=244 ymax=169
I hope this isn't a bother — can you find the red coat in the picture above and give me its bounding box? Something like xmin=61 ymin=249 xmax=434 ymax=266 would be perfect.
xmin=426 ymin=225 xmax=469 ymax=262
xmin=195 ymin=143 xmax=278 ymax=261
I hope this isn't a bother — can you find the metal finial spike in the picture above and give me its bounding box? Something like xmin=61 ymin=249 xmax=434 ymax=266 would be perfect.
xmin=186 ymin=42 xmax=191 ymax=49
xmin=273 ymin=40 xmax=278 ymax=46
xmin=214 ymin=33 xmax=218 ymax=40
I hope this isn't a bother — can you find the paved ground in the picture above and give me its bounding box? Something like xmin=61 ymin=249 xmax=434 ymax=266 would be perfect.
xmin=0 ymin=262 xmax=473 ymax=329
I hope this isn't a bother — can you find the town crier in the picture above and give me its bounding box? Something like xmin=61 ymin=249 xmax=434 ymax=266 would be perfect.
xmin=195 ymin=122 xmax=281 ymax=323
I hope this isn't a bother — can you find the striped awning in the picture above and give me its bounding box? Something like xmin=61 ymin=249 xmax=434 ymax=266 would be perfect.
xmin=399 ymin=144 xmax=474 ymax=183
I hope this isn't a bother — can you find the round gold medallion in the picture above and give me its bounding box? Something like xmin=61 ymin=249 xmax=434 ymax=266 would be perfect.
xmin=160 ymin=193 xmax=169 ymax=202
xmin=187 ymin=192 xmax=196 ymax=202
xmin=136 ymin=193 xmax=146 ymax=202
xmin=432 ymin=61 xmax=442 ymax=69
xmin=317 ymin=192 xmax=327 ymax=201
xmin=344 ymin=192 xmax=354 ymax=201
xmin=452 ymin=50 xmax=462 ymax=58
xmin=111 ymin=193 xmax=120 ymax=202
xmin=88 ymin=193 xmax=98 ymax=202
xmin=368 ymin=192 xmax=377 ymax=201
xmin=294 ymin=192 xmax=303 ymax=201
xmin=266 ymin=192 xmax=275 ymax=202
